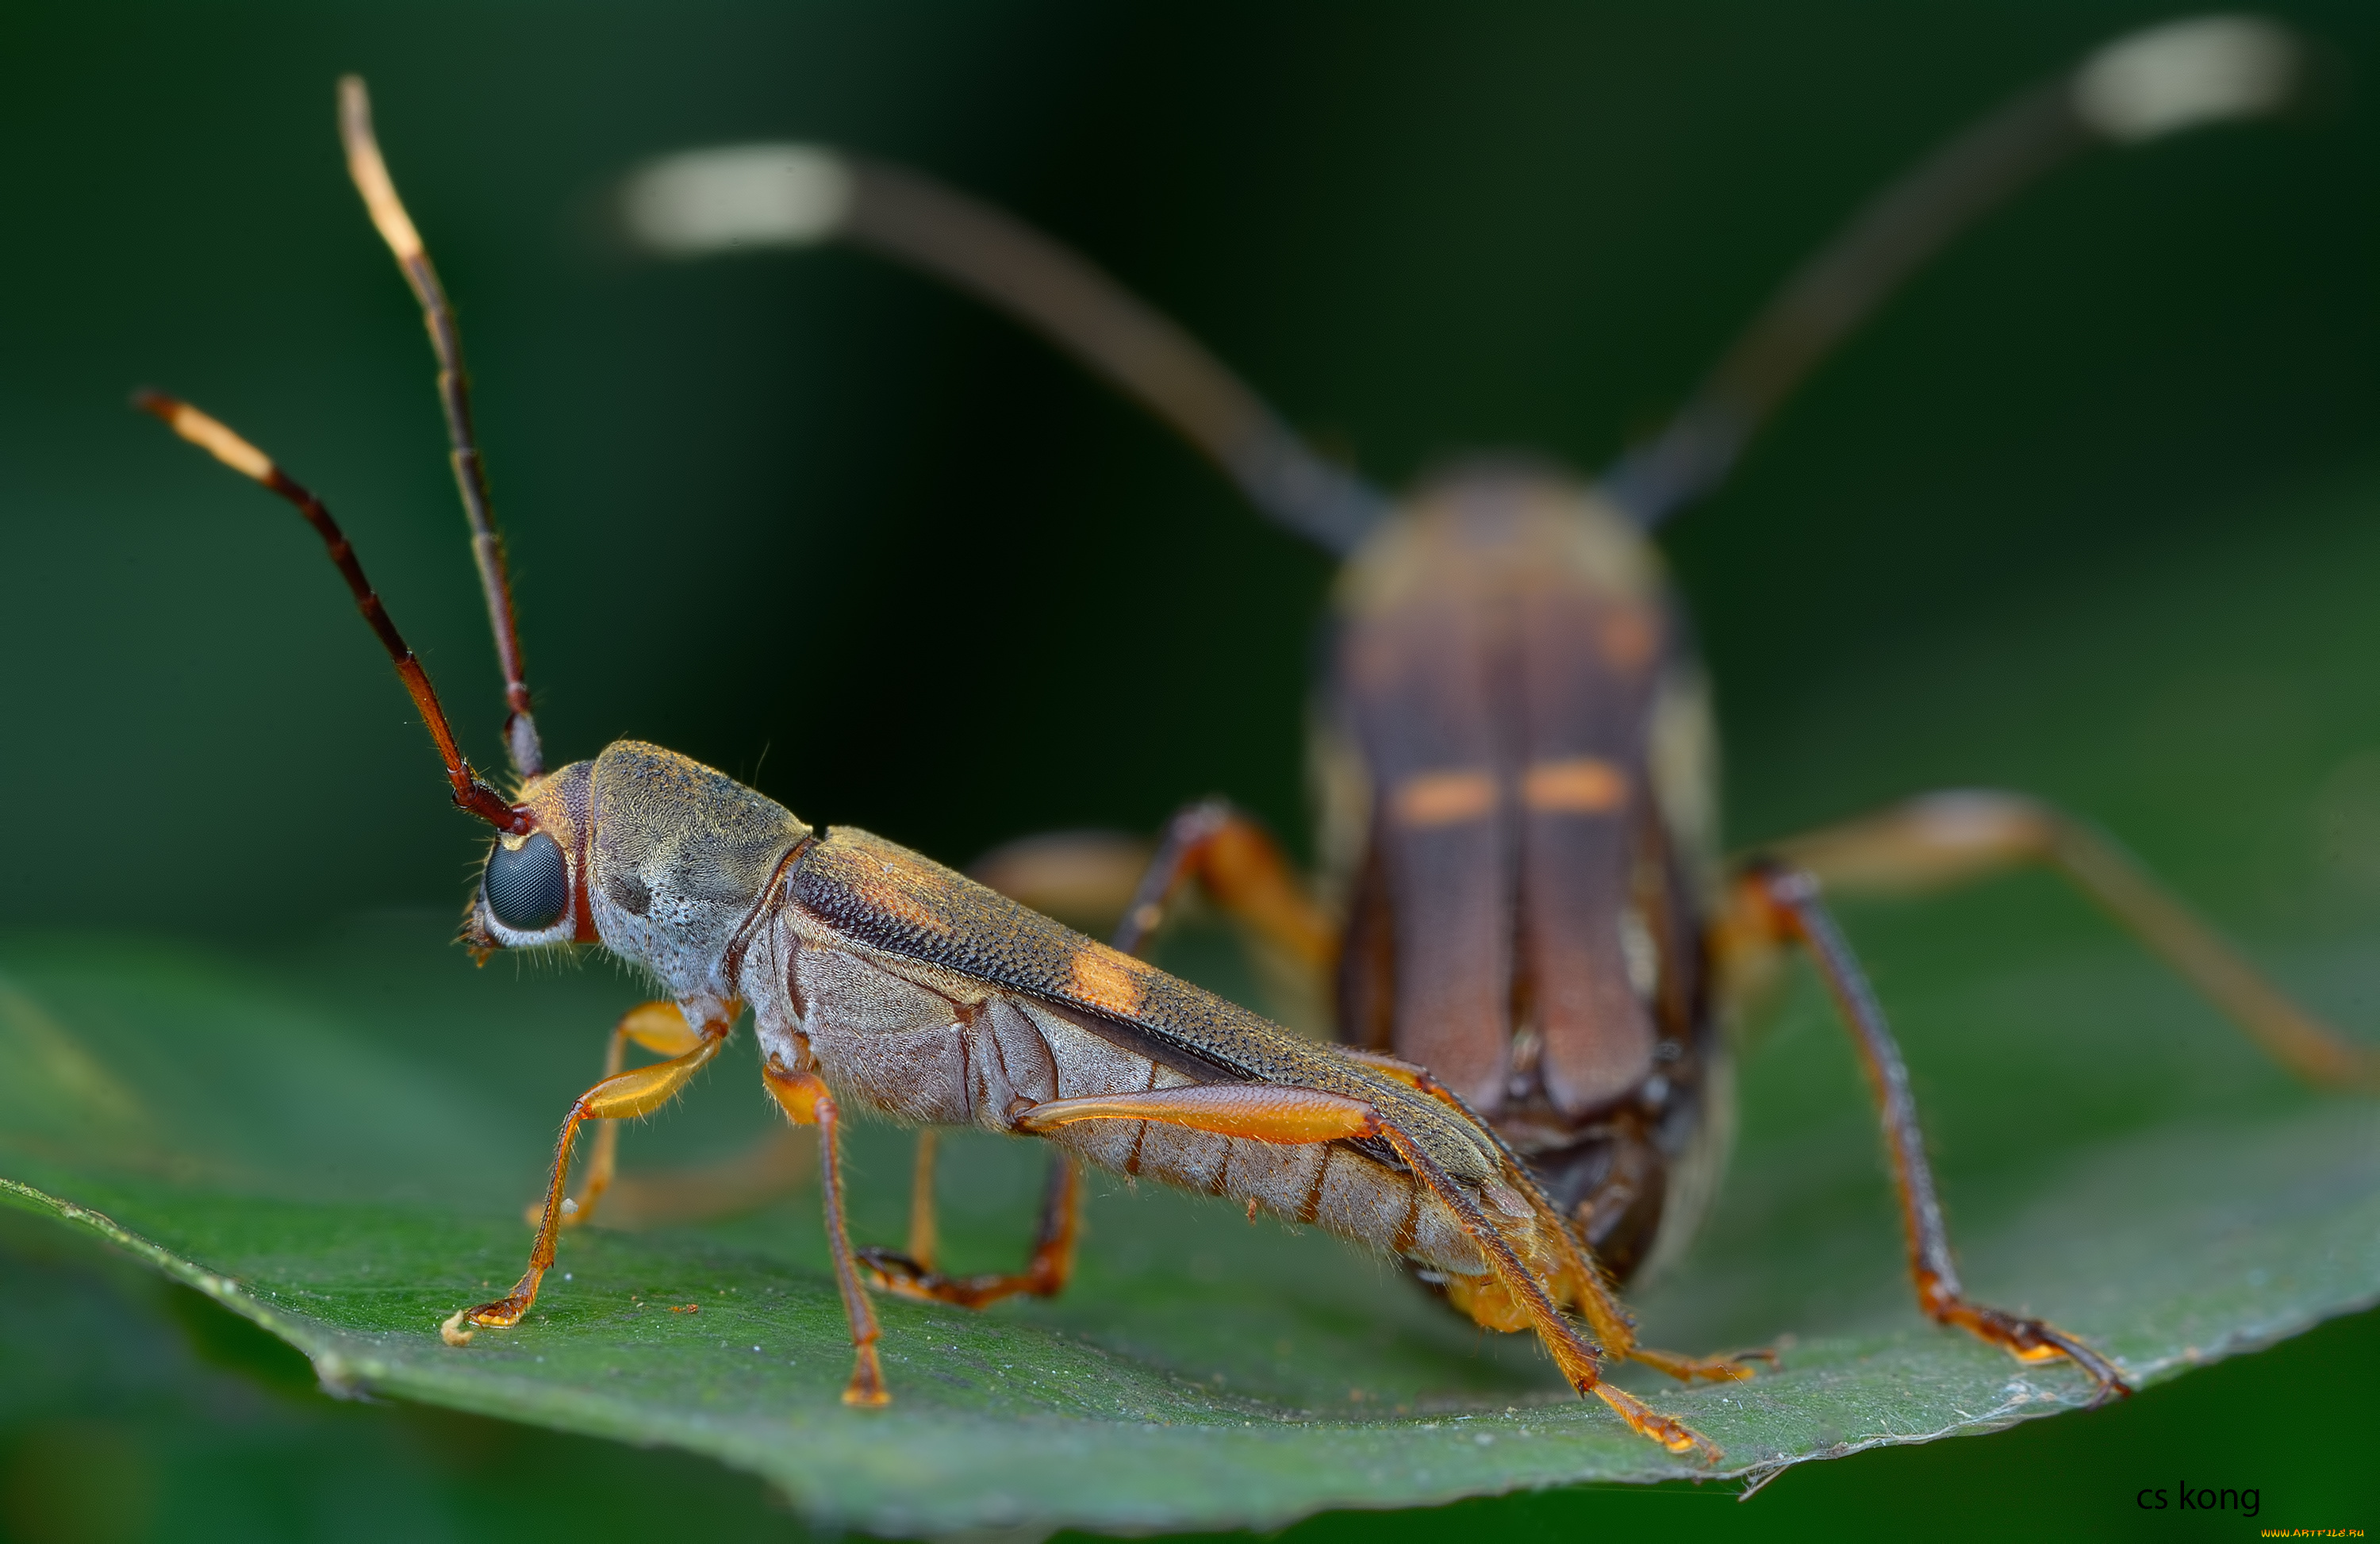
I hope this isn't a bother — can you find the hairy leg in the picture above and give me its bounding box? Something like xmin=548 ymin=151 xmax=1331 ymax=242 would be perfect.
xmin=762 ymin=1058 xmax=888 ymax=1408
xmin=1728 ymin=862 xmax=2130 ymax=1404
xmin=460 ymin=1012 xmax=729 ymax=1331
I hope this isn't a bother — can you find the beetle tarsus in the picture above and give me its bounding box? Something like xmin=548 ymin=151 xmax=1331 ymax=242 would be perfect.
xmin=463 ymin=1289 xmax=532 ymax=1328
xmin=1593 ymin=1384 xmax=1719 ymax=1461
xmin=842 ymin=1342 xmax=890 ymax=1408
xmin=1927 ymin=1289 xmax=2132 ymax=1404
xmin=1626 ymin=1344 xmax=1769 ymax=1384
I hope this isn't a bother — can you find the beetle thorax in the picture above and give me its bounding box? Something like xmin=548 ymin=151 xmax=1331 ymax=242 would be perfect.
xmin=579 ymin=740 xmax=810 ymax=1002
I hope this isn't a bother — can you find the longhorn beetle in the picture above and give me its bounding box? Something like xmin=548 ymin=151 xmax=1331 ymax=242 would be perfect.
xmin=131 ymin=76 xmax=1797 ymax=1461
xmin=619 ymin=13 xmax=2379 ymax=1397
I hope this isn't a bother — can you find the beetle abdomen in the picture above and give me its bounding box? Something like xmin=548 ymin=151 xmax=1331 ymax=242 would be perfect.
xmin=1011 ymin=997 xmax=1493 ymax=1276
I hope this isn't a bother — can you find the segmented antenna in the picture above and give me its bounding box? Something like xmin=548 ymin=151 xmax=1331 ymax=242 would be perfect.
xmin=617 ymin=144 xmax=1389 ymax=558
xmin=339 ymin=75 xmax=546 ymax=779
xmin=1602 ymin=15 xmax=2305 ymax=528
xmin=135 ymin=391 xmax=528 ymax=833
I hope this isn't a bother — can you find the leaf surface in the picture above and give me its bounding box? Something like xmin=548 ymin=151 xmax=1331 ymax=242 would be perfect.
xmin=2 ymin=920 xmax=2373 ymax=1535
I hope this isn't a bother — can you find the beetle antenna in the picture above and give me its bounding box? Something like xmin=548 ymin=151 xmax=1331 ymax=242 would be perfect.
xmin=1603 ymin=14 xmax=2305 ymax=528
xmin=339 ymin=75 xmax=546 ymax=780
xmin=134 ymin=390 xmax=528 ymax=834
xmin=616 ymin=144 xmax=1389 ymax=558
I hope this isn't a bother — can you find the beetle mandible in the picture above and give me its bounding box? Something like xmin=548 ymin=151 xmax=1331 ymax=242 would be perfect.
xmin=616 ymin=13 xmax=2378 ymax=1400
xmin=129 ymin=74 xmax=1795 ymax=1461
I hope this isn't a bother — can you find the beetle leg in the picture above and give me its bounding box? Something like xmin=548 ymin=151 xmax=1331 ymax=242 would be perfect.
xmin=858 ymin=1145 xmax=1083 ymax=1309
xmin=1342 ymin=1047 xmax=1764 ymax=1385
xmin=762 ymin=1058 xmax=889 ymax=1407
xmin=1761 ymin=789 xmax=2380 ymax=1091
xmin=1015 ymin=1081 xmax=1718 ymax=1458
xmin=1107 ymin=800 xmax=1338 ymax=968
xmin=459 ymin=1019 xmax=729 ymax=1332
xmin=907 ymin=1129 xmax=942 ymax=1271
xmin=530 ymin=1001 xmax=808 ymax=1232
xmin=544 ymin=1000 xmax=706 ymax=1229
xmin=1736 ymin=863 xmax=2132 ymax=1405
xmin=1373 ymin=1124 xmax=1718 ymax=1459
xmin=1015 ymin=1082 xmax=1378 ymax=1142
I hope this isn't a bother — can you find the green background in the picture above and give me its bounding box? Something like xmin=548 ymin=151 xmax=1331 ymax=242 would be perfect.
xmin=3 ymin=2 xmax=2378 ymax=1538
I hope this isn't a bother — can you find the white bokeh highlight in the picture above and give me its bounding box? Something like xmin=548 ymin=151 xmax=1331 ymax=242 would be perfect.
xmin=2073 ymin=15 xmax=2301 ymax=144
xmin=621 ymin=144 xmax=854 ymax=256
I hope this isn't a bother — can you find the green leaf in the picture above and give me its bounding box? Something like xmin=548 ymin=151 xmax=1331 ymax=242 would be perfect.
xmin=2 ymin=912 xmax=2373 ymax=1536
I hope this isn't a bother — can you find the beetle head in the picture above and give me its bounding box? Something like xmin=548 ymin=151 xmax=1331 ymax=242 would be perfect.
xmin=467 ymin=742 xmax=810 ymax=1001
xmin=464 ymin=760 xmax=596 ymax=957
xmin=1335 ymin=458 xmax=1660 ymax=621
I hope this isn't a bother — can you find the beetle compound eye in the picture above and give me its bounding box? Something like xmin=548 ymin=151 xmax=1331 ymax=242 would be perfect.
xmin=485 ymin=831 xmax=568 ymax=931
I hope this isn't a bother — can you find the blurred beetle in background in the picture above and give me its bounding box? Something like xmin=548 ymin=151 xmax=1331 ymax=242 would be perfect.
xmin=616 ymin=14 xmax=2380 ymax=1398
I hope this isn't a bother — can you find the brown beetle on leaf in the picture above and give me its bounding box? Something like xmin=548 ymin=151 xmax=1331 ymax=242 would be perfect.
xmin=135 ymin=75 xmax=1772 ymax=1461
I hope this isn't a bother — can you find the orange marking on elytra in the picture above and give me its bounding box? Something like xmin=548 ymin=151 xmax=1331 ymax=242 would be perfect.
xmin=853 ymin=867 xmax=960 ymax=938
xmin=1522 ymin=757 xmax=1628 ymax=814
xmin=1392 ymin=770 xmax=1497 ymax=827
xmin=1069 ymin=944 xmax=1147 ymax=1016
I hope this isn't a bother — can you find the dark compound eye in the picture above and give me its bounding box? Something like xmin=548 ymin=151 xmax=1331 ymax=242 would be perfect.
xmin=485 ymin=831 xmax=568 ymax=931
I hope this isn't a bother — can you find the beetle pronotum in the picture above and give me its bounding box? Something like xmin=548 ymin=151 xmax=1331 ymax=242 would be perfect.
xmin=616 ymin=13 xmax=2378 ymax=1404
xmin=132 ymin=75 xmax=1804 ymax=1461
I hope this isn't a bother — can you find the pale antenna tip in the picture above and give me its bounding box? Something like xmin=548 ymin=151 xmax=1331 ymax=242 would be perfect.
xmin=618 ymin=143 xmax=854 ymax=258
xmin=336 ymin=74 xmax=373 ymax=144
xmin=133 ymin=391 xmax=275 ymax=482
xmin=2073 ymin=14 xmax=2301 ymax=143
xmin=337 ymin=73 xmax=425 ymax=261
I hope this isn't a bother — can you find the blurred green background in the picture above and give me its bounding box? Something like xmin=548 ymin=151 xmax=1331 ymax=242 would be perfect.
xmin=4 ymin=1 xmax=2379 ymax=1539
